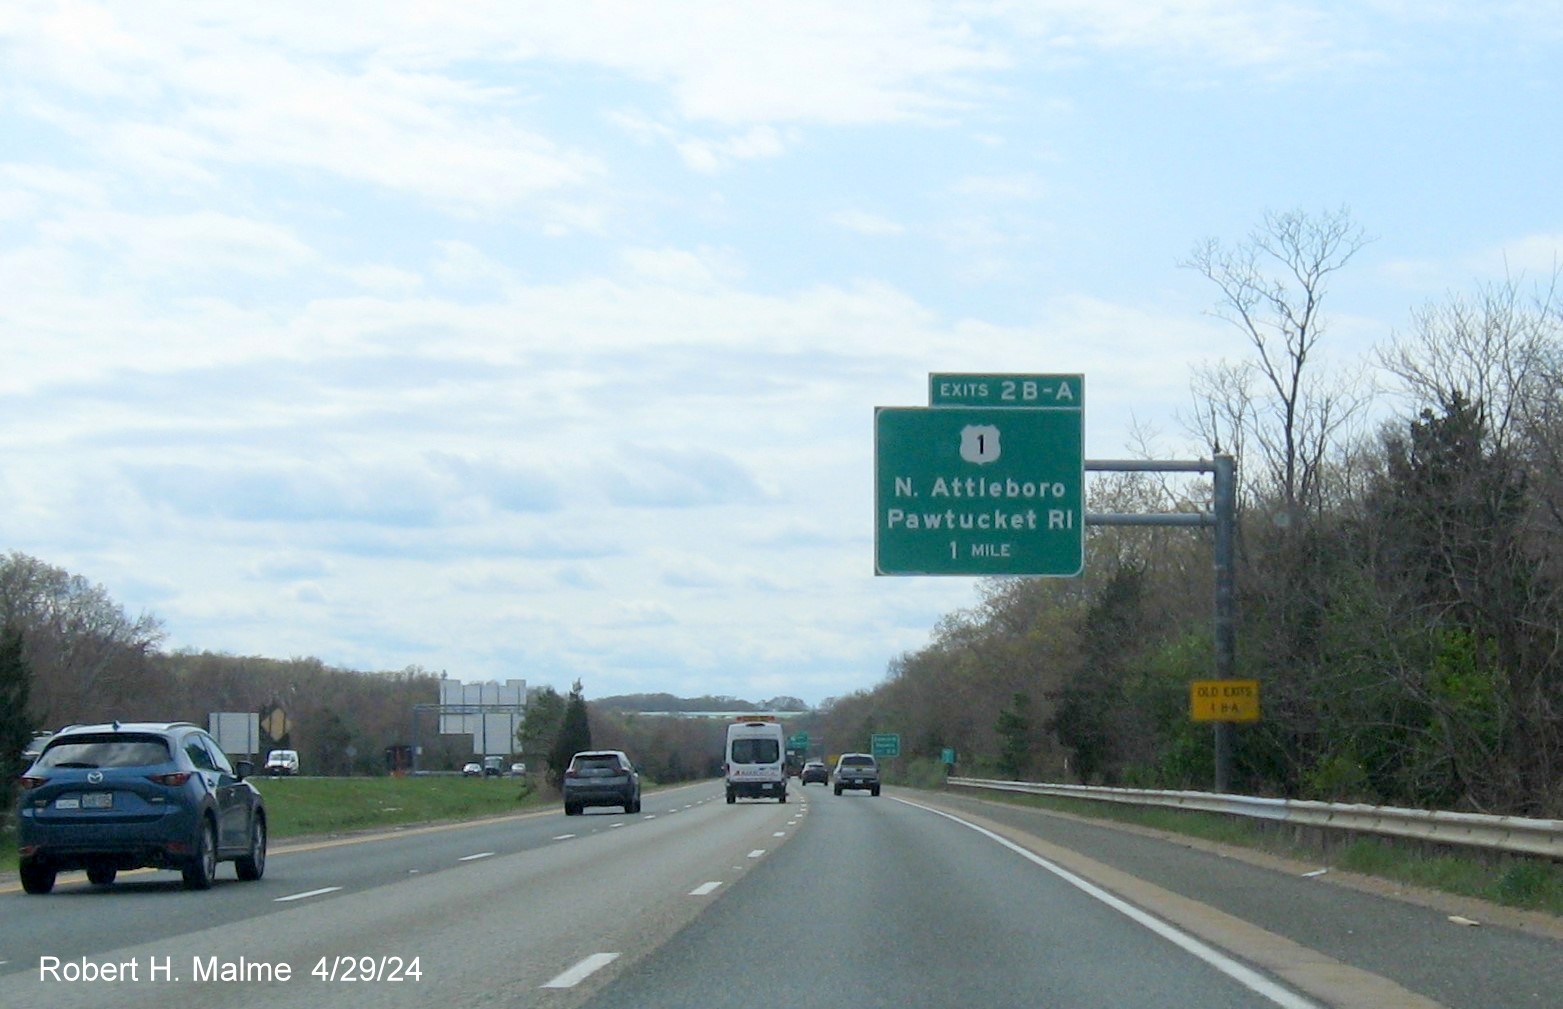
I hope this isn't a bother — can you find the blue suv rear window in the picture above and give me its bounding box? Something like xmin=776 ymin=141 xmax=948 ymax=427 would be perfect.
xmin=37 ymin=735 xmax=172 ymax=768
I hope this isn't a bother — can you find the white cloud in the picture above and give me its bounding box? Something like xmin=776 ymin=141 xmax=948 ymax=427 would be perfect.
xmin=513 ymin=2 xmax=1011 ymax=126
xmin=973 ymin=0 xmax=1372 ymax=74
xmin=674 ymin=125 xmax=792 ymax=173
xmin=39 ymin=208 xmax=317 ymax=277
xmin=341 ymin=263 xmax=425 ymax=295
xmin=830 ymin=210 xmax=908 ymax=236
xmin=1376 ymin=235 xmax=1563 ymax=299
xmin=1480 ymin=234 xmax=1563 ymax=278
xmin=0 ymin=163 xmax=111 ymax=215
xmin=5 ymin=4 xmax=606 ymax=212
xmin=432 ymin=241 xmax=519 ymax=290
xmin=620 ymin=246 xmax=743 ymax=288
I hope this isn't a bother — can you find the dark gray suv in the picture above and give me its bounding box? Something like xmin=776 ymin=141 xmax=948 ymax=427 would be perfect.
xmin=15 ymin=721 xmax=267 ymax=894
xmin=562 ymin=750 xmax=641 ymax=815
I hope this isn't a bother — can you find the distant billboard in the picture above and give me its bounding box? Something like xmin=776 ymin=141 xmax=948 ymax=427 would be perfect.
xmin=438 ymin=678 xmax=527 ymax=756
xmin=208 ymin=712 xmax=260 ymax=759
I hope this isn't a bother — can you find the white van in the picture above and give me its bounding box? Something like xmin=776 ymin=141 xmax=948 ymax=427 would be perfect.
xmin=725 ymin=718 xmax=788 ymax=804
xmin=264 ymin=749 xmax=300 ymax=776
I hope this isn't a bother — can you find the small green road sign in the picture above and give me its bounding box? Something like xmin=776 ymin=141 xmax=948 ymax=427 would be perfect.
xmin=875 ymin=406 xmax=1084 ymax=576
xmin=929 ymin=373 xmax=1084 ymax=409
xmin=941 ymin=747 xmax=957 ymax=765
xmin=871 ymin=733 xmax=900 ymax=758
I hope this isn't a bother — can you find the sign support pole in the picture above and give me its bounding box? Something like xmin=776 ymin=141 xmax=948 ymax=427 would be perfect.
xmin=1085 ymin=453 xmax=1238 ymax=792
xmin=1213 ymin=454 xmax=1237 ymax=792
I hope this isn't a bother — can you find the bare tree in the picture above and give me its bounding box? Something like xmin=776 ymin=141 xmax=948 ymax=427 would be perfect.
xmin=1378 ymin=272 xmax=1561 ymax=453
xmin=1183 ymin=207 xmax=1373 ymax=517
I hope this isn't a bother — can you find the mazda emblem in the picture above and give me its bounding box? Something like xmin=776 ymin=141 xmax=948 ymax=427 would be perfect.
xmin=87 ymin=771 xmax=103 ymax=784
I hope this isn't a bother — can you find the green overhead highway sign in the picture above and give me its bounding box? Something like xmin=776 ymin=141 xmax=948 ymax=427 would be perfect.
xmin=874 ymin=405 xmax=1084 ymax=576
xmin=929 ymin=373 xmax=1083 ymax=409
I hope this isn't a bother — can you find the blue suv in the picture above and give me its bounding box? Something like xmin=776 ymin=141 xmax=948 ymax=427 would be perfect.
xmin=15 ymin=721 xmax=267 ymax=894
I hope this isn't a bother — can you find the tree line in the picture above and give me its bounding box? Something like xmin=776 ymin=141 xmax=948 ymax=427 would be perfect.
xmin=819 ymin=209 xmax=1563 ymax=818
xmin=0 ymin=554 xmax=446 ymax=780
xmin=0 ymin=549 xmax=736 ymax=814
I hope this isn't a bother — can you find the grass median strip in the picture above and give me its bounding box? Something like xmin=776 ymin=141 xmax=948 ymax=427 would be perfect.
xmin=258 ymin=776 xmax=547 ymax=838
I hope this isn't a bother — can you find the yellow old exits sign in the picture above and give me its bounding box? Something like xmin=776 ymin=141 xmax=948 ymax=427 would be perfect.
xmin=1190 ymin=679 xmax=1260 ymax=722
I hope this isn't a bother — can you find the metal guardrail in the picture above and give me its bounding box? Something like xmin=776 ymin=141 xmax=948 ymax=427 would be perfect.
xmin=946 ymin=777 xmax=1563 ymax=860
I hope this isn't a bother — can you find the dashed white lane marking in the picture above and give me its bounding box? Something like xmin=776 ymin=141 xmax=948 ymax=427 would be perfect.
xmin=459 ymin=852 xmax=494 ymax=862
xmin=773 ymin=831 xmax=786 ymax=837
xmin=541 ymin=953 xmax=620 ymax=989
xmin=610 ymin=822 xmax=625 ymax=829
xmin=275 ymin=886 xmax=343 ymax=902
xmin=643 ymin=815 xmax=657 ymax=820
xmin=747 ymin=849 xmax=765 ymax=858
xmin=689 ymin=881 xmax=722 ymax=896
xmin=552 ymin=834 xmax=576 ymax=841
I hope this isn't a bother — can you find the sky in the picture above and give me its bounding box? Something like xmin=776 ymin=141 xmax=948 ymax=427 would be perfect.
xmin=3 ymin=2 xmax=1561 ymax=707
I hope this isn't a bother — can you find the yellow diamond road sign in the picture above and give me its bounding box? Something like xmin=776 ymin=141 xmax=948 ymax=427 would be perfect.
xmin=263 ymin=709 xmax=290 ymax=739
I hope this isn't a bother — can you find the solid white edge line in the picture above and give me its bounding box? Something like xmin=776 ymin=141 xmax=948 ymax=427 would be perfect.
xmin=459 ymin=851 xmax=495 ymax=861
xmin=894 ymin=799 xmax=1323 ymax=1009
xmin=689 ymin=881 xmax=722 ymax=896
xmin=274 ymin=886 xmax=343 ymax=903
xmin=541 ymin=952 xmax=620 ymax=989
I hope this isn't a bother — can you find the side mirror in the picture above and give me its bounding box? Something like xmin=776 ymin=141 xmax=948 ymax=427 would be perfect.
xmin=233 ymin=760 xmax=254 ymax=780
